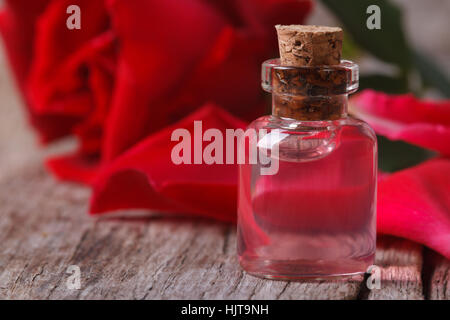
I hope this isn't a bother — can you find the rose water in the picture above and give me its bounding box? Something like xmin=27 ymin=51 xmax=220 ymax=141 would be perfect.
xmin=237 ymin=25 xmax=377 ymax=279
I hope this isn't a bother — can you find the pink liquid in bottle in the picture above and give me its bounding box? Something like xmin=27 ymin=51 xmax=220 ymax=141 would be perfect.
xmin=237 ymin=59 xmax=377 ymax=279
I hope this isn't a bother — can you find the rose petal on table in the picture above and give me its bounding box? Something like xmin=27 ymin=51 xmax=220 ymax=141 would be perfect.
xmin=351 ymin=90 xmax=450 ymax=156
xmin=90 ymin=104 xmax=247 ymax=222
xmin=46 ymin=153 xmax=100 ymax=184
xmin=378 ymin=158 xmax=450 ymax=259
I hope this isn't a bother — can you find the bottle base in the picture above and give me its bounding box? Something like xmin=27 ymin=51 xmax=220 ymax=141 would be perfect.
xmin=239 ymin=254 xmax=374 ymax=280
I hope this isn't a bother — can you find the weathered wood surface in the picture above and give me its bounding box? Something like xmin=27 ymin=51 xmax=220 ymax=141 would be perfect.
xmin=426 ymin=251 xmax=450 ymax=300
xmin=367 ymin=237 xmax=424 ymax=300
xmin=0 ymin=162 xmax=447 ymax=300
xmin=0 ymin=164 xmax=363 ymax=300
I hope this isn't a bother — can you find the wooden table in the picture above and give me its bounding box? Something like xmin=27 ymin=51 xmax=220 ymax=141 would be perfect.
xmin=0 ymin=162 xmax=448 ymax=299
xmin=0 ymin=45 xmax=448 ymax=301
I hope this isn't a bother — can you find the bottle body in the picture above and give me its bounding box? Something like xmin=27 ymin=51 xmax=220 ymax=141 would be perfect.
xmin=237 ymin=115 xmax=377 ymax=279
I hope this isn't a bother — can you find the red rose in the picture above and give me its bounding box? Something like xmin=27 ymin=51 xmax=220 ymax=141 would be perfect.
xmin=0 ymin=0 xmax=313 ymax=208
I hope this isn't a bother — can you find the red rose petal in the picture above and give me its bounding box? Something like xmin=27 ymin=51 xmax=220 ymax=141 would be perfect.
xmin=0 ymin=0 xmax=50 ymax=87
xmin=46 ymin=153 xmax=100 ymax=184
xmin=103 ymin=0 xmax=313 ymax=161
xmin=172 ymin=27 xmax=266 ymax=122
xmin=28 ymin=0 xmax=110 ymax=109
xmin=352 ymin=90 xmax=450 ymax=156
xmin=27 ymin=0 xmax=115 ymax=152
xmin=378 ymin=158 xmax=450 ymax=258
xmin=91 ymin=104 xmax=247 ymax=222
xmin=208 ymin=0 xmax=313 ymax=36
xmin=102 ymin=0 xmax=226 ymax=160
xmin=0 ymin=0 xmax=116 ymax=145
xmin=0 ymin=0 xmax=81 ymax=142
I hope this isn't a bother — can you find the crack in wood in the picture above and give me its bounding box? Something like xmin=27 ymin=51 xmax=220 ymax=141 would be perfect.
xmin=276 ymin=282 xmax=290 ymax=299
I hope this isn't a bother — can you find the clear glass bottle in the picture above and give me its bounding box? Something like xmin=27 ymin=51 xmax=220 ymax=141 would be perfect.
xmin=237 ymin=59 xmax=377 ymax=279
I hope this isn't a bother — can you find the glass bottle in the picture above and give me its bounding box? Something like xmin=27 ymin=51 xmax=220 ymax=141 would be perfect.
xmin=237 ymin=59 xmax=377 ymax=279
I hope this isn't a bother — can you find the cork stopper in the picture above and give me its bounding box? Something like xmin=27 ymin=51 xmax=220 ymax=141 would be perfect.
xmin=275 ymin=25 xmax=343 ymax=66
xmin=267 ymin=25 xmax=354 ymax=121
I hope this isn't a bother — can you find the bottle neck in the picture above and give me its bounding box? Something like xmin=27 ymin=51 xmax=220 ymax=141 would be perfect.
xmin=271 ymin=93 xmax=348 ymax=121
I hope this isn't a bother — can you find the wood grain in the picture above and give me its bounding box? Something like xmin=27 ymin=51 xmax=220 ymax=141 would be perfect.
xmin=0 ymin=163 xmax=447 ymax=299
xmin=0 ymin=164 xmax=364 ymax=300
xmin=426 ymin=252 xmax=450 ymax=300
xmin=365 ymin=236 xmax=424 ymax=300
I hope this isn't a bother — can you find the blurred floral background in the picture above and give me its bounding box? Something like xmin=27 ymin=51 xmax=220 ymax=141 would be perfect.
xmin=0 ymin=0 xmax=449 ymax=258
